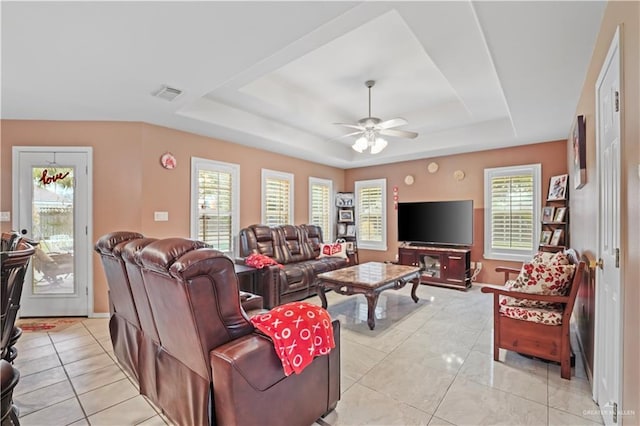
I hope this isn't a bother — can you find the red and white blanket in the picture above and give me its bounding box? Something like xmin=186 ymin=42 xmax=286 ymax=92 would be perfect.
xmin=250 ymin=302 xmax=335 ymax=376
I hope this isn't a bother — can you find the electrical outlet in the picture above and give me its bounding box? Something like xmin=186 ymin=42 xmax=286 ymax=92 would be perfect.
xmin=477 ymin=262 xmax=483 ymax=270
xmin=0 ymin=211 xmax=10 ymax=222
xmin=470 ymin=261 xmax=476 ymax=269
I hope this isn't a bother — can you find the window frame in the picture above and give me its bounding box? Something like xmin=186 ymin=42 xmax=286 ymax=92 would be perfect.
xmin=261 ymin=168 xmax=294 ymax=226
xmin=483 ymin=163 xmax=541 ymax=262
xmin=190 ymin=157 xmax=240 ymax=257
xmin=308 ymin=177 xmax=334 ymax=242
xmin=355 ymin=178 xmax=387 ymax=251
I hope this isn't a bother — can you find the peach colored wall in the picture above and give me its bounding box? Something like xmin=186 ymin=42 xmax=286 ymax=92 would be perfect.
xmin=1 ymin=120 xmax=345 ymax=313
xmin=570 ymin=1 xmax=639 ymax=421
xmin=345 ymin=140 xmax=568 ymax=284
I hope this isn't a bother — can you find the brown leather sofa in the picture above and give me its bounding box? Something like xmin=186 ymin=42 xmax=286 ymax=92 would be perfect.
xmin=239 ymin=224 xmax=349 ymax=309
xmin=95 ymin=231 xmax=340 ymax=426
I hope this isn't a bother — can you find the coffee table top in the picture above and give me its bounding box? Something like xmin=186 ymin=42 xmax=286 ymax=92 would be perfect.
xmin=317 ymin=262 xmax=420 ymax=289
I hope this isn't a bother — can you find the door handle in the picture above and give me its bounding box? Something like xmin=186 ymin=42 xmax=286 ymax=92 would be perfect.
xmin=590 ymin=258 xmax=604 ymax=270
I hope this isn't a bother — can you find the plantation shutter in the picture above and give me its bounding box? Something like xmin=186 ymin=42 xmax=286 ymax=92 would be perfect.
xmin=358 ymin=186 xmax=383 ymax=242
xmin=198 ymin=169 xmax=233 ymax=253
xmin=490 ymin=174 xmax=534 ymax=250
xmin=264 ymin=176 xmax=291 ymax=226
xmin=310 ymin=182 xmax=330 ymax=238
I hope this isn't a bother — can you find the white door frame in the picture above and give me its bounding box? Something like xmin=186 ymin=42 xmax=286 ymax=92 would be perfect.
xmin=593 ymin=26 xmax=623 ymax=421
xmin=12 ymin=146 xmax=95 ymax=316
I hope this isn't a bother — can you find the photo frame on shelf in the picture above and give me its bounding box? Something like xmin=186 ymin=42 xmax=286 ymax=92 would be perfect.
xmin=572 ymin=115 xmax=587 ymax=189
xmin=550 ymin=229 xmax=563 ymax=246
xmin=542 ymin=206 xmax=555 ymax=222
xmin=345 ymin=241 xmax=354 ymax=252
xmin=554 ymin=207 xmax=567 ymax=223
xmin=335 ymin=192 xmax=354 ymax=207
xmin=540 ymin=230 xmax=552 ymax=245
xmin=337 ymin=223 xmax=346 ymax=236
xmin=338 ymin=209 xmax=354 ymax=222
xmin=547 ymin=174 xmax=569 ymax=201
xmin=346 ymin=224 xmax=356 ymax=236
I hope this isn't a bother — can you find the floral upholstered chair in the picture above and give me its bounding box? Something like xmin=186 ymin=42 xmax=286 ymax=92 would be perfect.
xmin=481 ymin=249 xmax=585 ymax=379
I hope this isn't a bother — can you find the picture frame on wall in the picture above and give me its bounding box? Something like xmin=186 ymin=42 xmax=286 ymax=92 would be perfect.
xmin=550 ymin=229 xmax=564 ymax=246
xmin=335 ymin=192 xmax=354 ymax=207
xmin=542 ymin=206 xmax=555 ymax=222
xmin=540 ymin=230 xmax=552 ymax=245
xmin=338 ymin=209 xmax=354 ymax=222
xmin=547 ymin=174 xmax=569 ymax=201
xmin=572 ymin=115 xmax=587 ymax=189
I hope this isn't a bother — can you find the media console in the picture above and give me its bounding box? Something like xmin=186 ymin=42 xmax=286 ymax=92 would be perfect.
xmin=398 ymin=245 xmax=471 ymax=290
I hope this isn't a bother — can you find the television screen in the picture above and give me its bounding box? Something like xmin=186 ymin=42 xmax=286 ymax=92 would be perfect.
xmin=397 ymin=200 xmax=473 ymax=246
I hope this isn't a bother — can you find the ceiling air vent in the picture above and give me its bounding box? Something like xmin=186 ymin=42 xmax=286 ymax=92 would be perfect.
xmin=153 ymin=85 xmax=183 ymax=101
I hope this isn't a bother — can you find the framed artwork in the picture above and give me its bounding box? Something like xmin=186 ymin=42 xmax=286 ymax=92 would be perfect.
xmin=554 ymin=207 xmax=567 ymax=222
xmin=550 ymin=229 xmax=563 ymax=246
xmin=572 ymin=115 xmax=587 ymax=189
xmin=540 ymin=230 xmax=552 ymax=245
xmin=547 ymin=174 xmax=568 ymax=201
xmin=338 ymin=209 xmax=354 ymax=222
xmin=346 ymin=224 xmax=356 ymax=236
xmin=337 ymin=223 xmax=346 ymax=236
xmin=542 ymin=206 xmax=555 ymax=222
xmin=335 ymin=192 xmax=354 ymax=207
xmin=345 ymin=241 xmax=354 ymax=252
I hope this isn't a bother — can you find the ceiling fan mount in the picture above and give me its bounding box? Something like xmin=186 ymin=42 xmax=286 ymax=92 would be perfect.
xmin=334 ymin=79 xmax=418 ymax=154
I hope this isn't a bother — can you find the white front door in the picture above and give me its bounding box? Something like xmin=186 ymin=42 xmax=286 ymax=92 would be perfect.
xmin=12 ymin=147 xmax=92 ymax=317
xmin=594 ymin=27 xmax=622 ymax=426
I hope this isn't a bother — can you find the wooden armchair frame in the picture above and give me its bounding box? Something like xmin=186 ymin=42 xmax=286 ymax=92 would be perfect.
xmin=481 ymin=249 xmax=585 ymax=379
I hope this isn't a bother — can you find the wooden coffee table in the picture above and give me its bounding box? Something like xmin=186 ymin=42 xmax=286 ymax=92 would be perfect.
xmin=317 ymin=262 xmax=420 ymax=330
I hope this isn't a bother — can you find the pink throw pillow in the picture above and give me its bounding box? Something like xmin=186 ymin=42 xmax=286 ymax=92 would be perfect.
xmin=318 ymin=242 xmax=348 ymax=259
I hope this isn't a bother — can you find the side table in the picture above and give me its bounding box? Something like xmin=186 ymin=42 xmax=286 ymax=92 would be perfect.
xmin=234 ymin=264 xmax=259 ymax=294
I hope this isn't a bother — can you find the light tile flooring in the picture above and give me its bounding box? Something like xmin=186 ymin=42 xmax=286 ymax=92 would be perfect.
xmin=12 ymin=284 xmax=603 ymax=426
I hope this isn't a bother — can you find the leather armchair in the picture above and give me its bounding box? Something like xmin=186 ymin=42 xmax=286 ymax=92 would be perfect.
xmin=96 ymin=233 xmax=340 ymax=425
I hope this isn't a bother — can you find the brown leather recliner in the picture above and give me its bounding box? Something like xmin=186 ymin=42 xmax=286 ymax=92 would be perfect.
xmin=239 ymin=224 xmax=349 ymax=308
xmin=96 ymin=233 xmax=340 ymax=426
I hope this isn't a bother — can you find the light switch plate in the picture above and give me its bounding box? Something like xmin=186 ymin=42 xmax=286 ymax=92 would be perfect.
xmin=0 ymin=211 xmax=10 ymax=222
xmin=154 ymin=211 xmax=169 ymax=221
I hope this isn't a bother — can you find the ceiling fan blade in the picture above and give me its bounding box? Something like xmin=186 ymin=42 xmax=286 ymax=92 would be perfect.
xmin=333 ymin=123 xmax=365 ymax=131
xmin=337 ymin=131 xmax=364 ymax=139
xmin=377 ymin=118 xmax=408 ymax=129
xmin=379 ymin=128 xmax=419 ymax=139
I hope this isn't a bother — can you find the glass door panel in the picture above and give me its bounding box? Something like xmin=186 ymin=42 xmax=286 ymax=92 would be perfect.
xmin=31 ymin=167 xmax=76 ymax=295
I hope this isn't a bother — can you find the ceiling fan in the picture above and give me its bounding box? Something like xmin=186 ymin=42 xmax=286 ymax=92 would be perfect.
xmin=335 ymin=80 xmax=418 ymax=154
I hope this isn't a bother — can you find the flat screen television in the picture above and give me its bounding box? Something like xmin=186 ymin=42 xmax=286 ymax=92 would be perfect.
xmin=397 ymin=200 xmax=473 ymax=246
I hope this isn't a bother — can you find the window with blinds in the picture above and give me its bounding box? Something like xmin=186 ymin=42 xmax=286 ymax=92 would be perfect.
xmin=309 ymin=177 xmax=332 ymax=240
xmin=190 ymin=158 xmax=239 ymax=256
xmin=262 ymin=169 xmax=294 ymax=226
xmin=355 ymin=178 xmax=387 ymax=251
xmin=484 ymin=164 xmax=541 ymax=261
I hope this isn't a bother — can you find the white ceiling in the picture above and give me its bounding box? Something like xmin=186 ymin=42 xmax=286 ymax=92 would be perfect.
xmin=1 ymin=1 xmax=606 ymax=169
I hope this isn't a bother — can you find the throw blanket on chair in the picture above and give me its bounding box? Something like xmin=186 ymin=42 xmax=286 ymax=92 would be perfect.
xmin=250 ymin=302 xmax=335 ymax=376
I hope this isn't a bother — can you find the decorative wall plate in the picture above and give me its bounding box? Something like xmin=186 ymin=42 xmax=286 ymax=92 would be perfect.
xmin=404 ymin=175 xmax=415 ymax=185
xmin=453 ymin=170 xmax=465 ymax=181
xmin=427 ymin=162 xmax=439 ymax=173
xmin=160 ymin=152 xmax=177 ymax=169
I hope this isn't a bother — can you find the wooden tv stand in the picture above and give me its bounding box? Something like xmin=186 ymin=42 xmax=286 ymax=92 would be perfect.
xmin=398 ymin=245 xmax=471 ymax=290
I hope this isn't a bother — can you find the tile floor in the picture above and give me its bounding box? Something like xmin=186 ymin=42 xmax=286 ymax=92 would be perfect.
xmin=12 ymin=283 xmax=603 ymax=426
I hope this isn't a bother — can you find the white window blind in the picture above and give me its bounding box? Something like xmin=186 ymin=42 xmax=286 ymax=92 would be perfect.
xmin=262 ymin=169 xmax=294 ymax=226
xmin=309 ymin=177 xmax=332 ymax=241
xmin=484 ymin=164 xmax=541 ymax=261
xmin=190 ymin=158 xmax=239 ymax=256
xmin=355 ymin=178 xmax=387 ymax=251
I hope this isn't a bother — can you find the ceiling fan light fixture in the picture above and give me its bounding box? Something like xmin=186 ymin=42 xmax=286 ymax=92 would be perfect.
xmin=370 ymin=137 xmax=388 ymax=154
xmin=352 ymin=136 xmax=368 ymax=153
